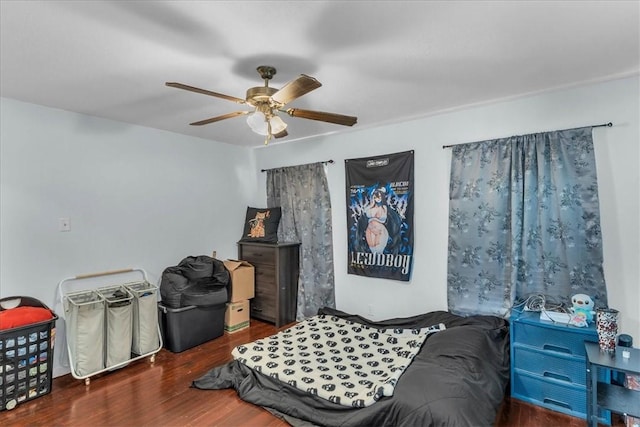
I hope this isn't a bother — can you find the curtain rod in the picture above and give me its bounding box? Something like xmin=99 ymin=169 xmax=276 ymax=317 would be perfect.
xmin=261 ymin=159 xmax=334 ymax=173
xmin=441 ymin=122 xmax=613 ymax=149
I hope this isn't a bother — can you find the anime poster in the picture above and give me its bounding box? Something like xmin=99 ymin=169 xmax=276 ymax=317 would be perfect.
xmin=345 ymin=150 xmax=414 ymax=281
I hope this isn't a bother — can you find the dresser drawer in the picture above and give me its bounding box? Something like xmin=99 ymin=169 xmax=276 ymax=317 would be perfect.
xmin=241 ymin=244 xmax=275 ymax=265
xmin=251 ymin=293 xmax=276 ymax=322
xmin=512 ymin=370 xmax=586 ymax=417
xmin=255 ymin=265 xmax=276 ymax=288
xmin=513 ymin=322 xmax=595 ymax=357
xmin=513 ymin=345 xmax=587 ymax=386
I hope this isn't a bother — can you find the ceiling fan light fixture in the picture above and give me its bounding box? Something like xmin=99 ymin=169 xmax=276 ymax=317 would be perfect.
xmin=246 ymin=110 xmax=268 ymax=135
xmin=246 ymin=110 xmax=287 ymax=136
xmin=268 ymin=115 xmax=287 ymax=134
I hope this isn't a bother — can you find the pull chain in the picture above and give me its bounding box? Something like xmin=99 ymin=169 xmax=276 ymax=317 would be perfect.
xmin=265 ymin=119 xmax=273 ymax=145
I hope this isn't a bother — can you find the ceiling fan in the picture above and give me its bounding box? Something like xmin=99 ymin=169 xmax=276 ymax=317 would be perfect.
xmin=166 ymin=66 xmax=358 ymax=145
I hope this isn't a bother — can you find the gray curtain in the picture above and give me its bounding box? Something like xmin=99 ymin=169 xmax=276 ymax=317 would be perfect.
xmin=267 ymin=162 xmax=335 ymax=320
xmin=447 ymin=127 xmax=607 ymax=316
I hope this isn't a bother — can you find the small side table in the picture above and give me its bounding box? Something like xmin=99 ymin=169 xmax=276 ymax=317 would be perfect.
xmin=585 ymin=342 xmax=640 ymax=427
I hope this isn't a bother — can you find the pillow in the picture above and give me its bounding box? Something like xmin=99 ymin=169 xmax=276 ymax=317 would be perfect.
xmin=240 ymin=207 xmax=281 ymax=243
xmin=0 ymin=306 xmax=54 ymax=330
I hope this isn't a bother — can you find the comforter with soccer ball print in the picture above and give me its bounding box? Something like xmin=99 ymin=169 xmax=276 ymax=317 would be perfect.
xmin=231 ymin=314 xmax=445 ymax=408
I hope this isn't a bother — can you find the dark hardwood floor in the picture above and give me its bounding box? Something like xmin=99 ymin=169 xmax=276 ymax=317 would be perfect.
xmin=1 ymin=319 xmax=624 ymax=426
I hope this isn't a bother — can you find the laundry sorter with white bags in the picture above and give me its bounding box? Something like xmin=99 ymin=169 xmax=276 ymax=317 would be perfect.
xmin=56 ymin=268 xmax=162 ymax=385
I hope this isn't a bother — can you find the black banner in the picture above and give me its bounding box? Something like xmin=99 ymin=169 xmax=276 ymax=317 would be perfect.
xmin=345 ymin=150 xmax=414 ymax=281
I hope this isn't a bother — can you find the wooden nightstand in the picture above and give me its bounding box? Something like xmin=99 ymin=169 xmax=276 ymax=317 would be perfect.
xmin=510 ymin=308 xmax=610 ymax=423
xmin=237 ymin=241 xmax=300 ymax=328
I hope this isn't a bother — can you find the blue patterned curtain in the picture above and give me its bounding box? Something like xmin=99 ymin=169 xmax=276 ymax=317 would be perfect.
xmin=447 ymin=127 xmax=607 ymax=317
xmin=267 ymin=163 xmax=335 ymax=320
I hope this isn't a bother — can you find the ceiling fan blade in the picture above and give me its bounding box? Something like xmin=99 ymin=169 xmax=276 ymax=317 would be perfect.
xmin=273 ymin=129 xmax=288 ymax=139
xmin=166 ymin=82 xmax=246 ymax=104
xmin=271 ymin=75 xmax=322 ymax=106
xmin=284 ymin=108 xmax=358 ymax=127
xmin=190 ymin=111 xmax=249 ymax=126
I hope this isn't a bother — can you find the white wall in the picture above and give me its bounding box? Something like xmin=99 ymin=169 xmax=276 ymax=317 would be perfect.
xmin=1 ymin=76 xmax=638 ymax=379
xmin=255 ymin=76 xmax=640 ymax=341
xmin=1 ymin=98 xmax=257 ymax=376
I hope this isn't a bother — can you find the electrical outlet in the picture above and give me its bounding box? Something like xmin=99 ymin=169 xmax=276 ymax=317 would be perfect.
xmin=212 ymin=251 xmax=217 ymax=258
xmin=59 ymin=217 xmax=71 ymax=232
xmin=367 ymin=304 xmax=374 ymax=316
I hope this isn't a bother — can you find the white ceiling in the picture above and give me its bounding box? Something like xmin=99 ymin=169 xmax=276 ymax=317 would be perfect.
xmin=1 ymin=1 xmax=638 ymax=148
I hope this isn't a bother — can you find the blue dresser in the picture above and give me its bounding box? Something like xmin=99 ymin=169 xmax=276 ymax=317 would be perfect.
xmin=510 ymin=308 xmax=610 ymax=423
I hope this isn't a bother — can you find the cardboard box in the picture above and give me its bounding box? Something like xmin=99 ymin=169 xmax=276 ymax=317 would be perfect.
xmin=224 ymin=300 xmax=250 ymax=333
xmin=223 ymin=259 xmax=255 ymax=302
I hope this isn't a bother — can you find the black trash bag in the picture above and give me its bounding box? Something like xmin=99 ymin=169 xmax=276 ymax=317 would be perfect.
xmin=179 ymin=255 xmax=215 ymax=281
xmin=181 ymin=277 xmax=229 ymax=307
xmin=211 ymin=258 xmax=230 ymax=286
xmin=160 ymin=255 xmax=231 ymax=308
xmin=160 ymin=266 xmax=191 ymax=309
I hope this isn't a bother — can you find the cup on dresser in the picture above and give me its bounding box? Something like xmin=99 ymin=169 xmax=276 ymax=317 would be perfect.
xmin=596 ymin=308 xmax=619 ymax=353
